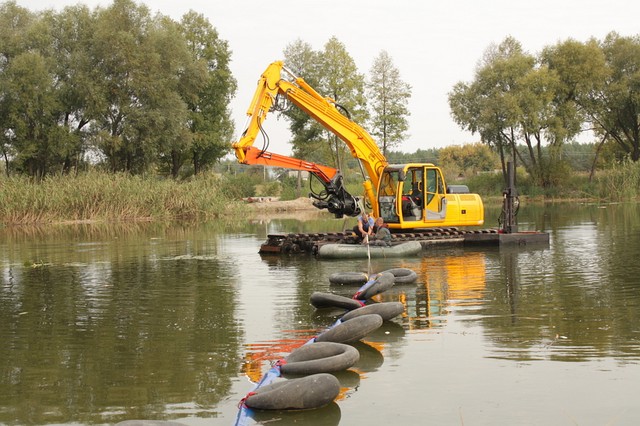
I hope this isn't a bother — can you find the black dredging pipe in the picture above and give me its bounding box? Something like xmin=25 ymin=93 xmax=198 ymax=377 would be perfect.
xmin=315 ymin=314 xmax=384 ymax=344
xmin=243 ymin=373 xmax=341 ymax=410
xmin=280 ymin=342 xmax=360 ymax=375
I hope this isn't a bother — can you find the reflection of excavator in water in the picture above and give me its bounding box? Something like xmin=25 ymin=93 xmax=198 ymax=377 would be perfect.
xmin=232 ymin=61 xmax=484 ymax=230
xmin=374 ymin=251 xmax=488 ymax=331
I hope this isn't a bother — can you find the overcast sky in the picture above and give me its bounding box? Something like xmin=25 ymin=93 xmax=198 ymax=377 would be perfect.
xmin=18 ymin=0 xmax=640 ymax=155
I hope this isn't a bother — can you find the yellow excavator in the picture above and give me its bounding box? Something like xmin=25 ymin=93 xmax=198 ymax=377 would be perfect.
xmin=232 ymin=61 xmax=484 ymax=230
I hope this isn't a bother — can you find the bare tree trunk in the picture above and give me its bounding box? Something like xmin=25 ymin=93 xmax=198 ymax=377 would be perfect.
xmin=589 ymin=132 xmax=609 ymax=182
xmin=193 ymin=152 xmax=200 ymax=175
xmin=498 ymin=142 xmax=507 ymax=183
xmin=2 ymin=150 xmax=9 ymax=177
xmin=171 ymin=150 xmax=181 ymax=179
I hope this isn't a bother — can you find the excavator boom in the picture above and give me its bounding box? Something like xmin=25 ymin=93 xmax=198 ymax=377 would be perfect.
xmin=232 ymin=61 xmax=384 ymax=216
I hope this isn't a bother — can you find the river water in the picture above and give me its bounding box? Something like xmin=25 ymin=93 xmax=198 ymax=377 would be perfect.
xmin=1 ymin=202 xmax=640 ymax=426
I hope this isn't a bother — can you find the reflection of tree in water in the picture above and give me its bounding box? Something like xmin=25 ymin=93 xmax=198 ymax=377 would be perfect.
xmin=482 ymin=241 xmax=640 ymax=362
xmin=0 ymin=243 xmax=242 ymax=425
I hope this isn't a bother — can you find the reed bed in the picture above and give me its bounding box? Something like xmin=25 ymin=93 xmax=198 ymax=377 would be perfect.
xmin=0 ymin=171 xmax=242 ymax=225
xmin=595 ymin=158 xmax=640 ymax=201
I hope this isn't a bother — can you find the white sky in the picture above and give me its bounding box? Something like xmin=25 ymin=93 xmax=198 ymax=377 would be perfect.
xmin=18 ymin=0 xmax=640 ymax=155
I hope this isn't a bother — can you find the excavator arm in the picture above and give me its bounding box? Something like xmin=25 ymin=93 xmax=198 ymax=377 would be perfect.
xmin=232 ymin=61 xmax=388 ymax=217
xmin=239 ymin=146 xmax=359 ymax=217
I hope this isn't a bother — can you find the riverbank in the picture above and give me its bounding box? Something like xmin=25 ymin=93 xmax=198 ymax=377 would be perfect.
xmin=0 ymin=170 xmax=610 ymax=227
xmin=245 ymin=196 xmax=317 ymax=212
xmin=245 ymin=197 xmax=330 ymax=221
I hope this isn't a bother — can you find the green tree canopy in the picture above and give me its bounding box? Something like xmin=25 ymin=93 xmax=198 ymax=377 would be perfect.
xmin=282 ymin=36 xmax=367 ymax=172
xmin=449 ymin=36 xmax=582 ymax=187
xmin=282 ymin=39 xmax=325 ymax=163
xmin=178 ymin=10 xmax=236 ymax=177
xmin=438 ymin=143 xmax=499 ymax=179
xmin=598 ymin=33 xmax=640 ymax=162
xmin=0 ymin=0 xmax=235 ymax=178
xmin=366 ymin=50 xmax=411 ymax=156
xmin=451 ymin=32 xmax=640 ymax=189
xmin=317 ymin=37 xmax=367 ymax=171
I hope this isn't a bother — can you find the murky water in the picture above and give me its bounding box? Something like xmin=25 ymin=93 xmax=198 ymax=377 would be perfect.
xmin=1 ymin=202 xmax=640 ymax=425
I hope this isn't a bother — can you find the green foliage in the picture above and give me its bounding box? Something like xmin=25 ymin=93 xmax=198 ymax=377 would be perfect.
xmin=273 ymin=174 xmax=308 ymax=201
xmin=463 ymin=172 xmax=505 ymax=196
xmin=595 ymin=157 xmax=640 ymax=200
xmin=279 ymin=178 xmax=302 ymax=201
xmin=90 ymin=0 xmax=193 ymax=174
xmin=2 ymin=50 xmax=60 ymax=178
xmin=0 ymin=170 xmax=241 ymax=224
xmin=0 ymin=0 xmax=235 ymax=179
xmin=461 ymin=166 xmax=532 ymax=198
xmin=281 ymin=39 xmax=325 ymax=162
xmin=218 ymin=172 xmax=261 ymax=199
xmin=385 ymin=148 xmax=440 ymax=164
xmin=448 ymin=33 xmax=640 ymax=189
xmin=178 ymin=11 xmax=236 ymax=176
xmin=449 ymin=36 xmax=578 ymax=188
xmin=560 ymin=142 xmax=599 ymax=172
xmin=596 ymin=33 xmax=640 ymax=162
xmin=282 ymin=36 xmax=367 ymax=169
xmin=255 ymin=181 xmax=282 ymax=197
xmin=438 ymin=143 xmax=499 ymax=179
xmin=366 ymin=50 xmax=411 ymax=155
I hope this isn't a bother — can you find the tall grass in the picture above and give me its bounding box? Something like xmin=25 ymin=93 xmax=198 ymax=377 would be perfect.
xmin=0 ymin=171 xmax=243 ymax=225
xmin=595 ymin=158 xmax=640 ymax=201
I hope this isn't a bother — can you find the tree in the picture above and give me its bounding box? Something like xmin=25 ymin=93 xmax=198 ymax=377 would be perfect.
xmin=317 ymin=37 xmax=368 ymax=171
xmin=3 ymin=51 xmax=60 ymax=178
xmin=0 ymin=1 xmax=79 ymax=179
xmin=438 ymin=143 xmax=499 ymax=179
xmin=598 ymin=33 xmax=640 ymax=162
xmin=90 ymin=0 xmax=195 ymax=175
xmin=540 ymin=37 xmax=609 ymax=180
xmin=449 ymin=36 xmax=581 ymax=187
xmin=0 ymin=1 xmax=36 ymax=176
xmin=366 ymin=50 xmax=411 ymax=156
xmin=0 ymin=0 xmax=234 ymax=178
xmin=179 ymin=11 xmax=236 ymax=176
xmin=89 ymin=0 xmax=158 ymax=173
xmin=144 ymin=16 xmax=195 ymax=178
xmin=449 ymin=37 xmax=531 ymax=181
xmin=42 ymin=4 xmax=97 ymax=174
xmin=542 ymin=33 xmax=640 ymax=172
xmin=282 ymin=36 xmax=368 ymax=174
xmin=282 ymin=39 xmax=325 ymax=163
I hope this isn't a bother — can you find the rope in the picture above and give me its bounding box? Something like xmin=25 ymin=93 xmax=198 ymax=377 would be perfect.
xmin=364 ymin=234 xmax=371 ymax=275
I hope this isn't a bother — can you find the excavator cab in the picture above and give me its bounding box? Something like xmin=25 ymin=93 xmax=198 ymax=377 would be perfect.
xmin=377 ymin=164 xmax=480 ymax=230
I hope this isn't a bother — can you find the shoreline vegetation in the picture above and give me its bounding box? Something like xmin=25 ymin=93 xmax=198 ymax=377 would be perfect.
xmin=0 ymin=171 xmax=335 ymax=227
xmin=1 ymin=166 xmax=639 ymax=227
xmin=0 ymin=172 xmax=244 ymax=226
